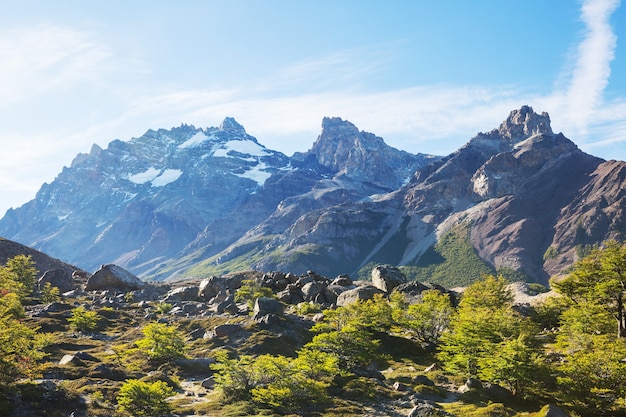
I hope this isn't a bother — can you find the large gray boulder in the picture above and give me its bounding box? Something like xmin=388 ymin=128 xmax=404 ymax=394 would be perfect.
xmin=85 ymin=264 xmax=145 ymax=292
xmin=336 ymin=285 xmax=385 ymax=306
xmin=371 ymin=265 xmax=406 ymax=293
xmin=163 ymin=285 xmax=199 ymax=302
xmin=253 ymin=297 xmax=284 ymax=316
xmin=198 ymin=276 xmax=228 ymax=301
xmin=38 ymin=269 xmax=75 ymax=293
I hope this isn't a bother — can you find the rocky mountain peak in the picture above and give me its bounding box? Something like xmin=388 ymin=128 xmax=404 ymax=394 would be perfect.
xmin=306 ymin=117 xmax=433 ymax=188
xmin=219 ymin=117 xmax=246 ymax=133
xmin=466 ymin=106 xmax=553 ymax=155
xmin=498 ymin=105 xmax=552 ymax=140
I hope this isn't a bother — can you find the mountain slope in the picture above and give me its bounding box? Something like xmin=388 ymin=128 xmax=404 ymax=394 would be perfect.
xmin=0 ymin=237 xmax=80 ymax=277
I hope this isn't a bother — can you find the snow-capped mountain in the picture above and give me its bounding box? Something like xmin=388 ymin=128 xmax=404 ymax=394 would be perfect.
xmin=0 ymin=116 xmax=433 ymax=278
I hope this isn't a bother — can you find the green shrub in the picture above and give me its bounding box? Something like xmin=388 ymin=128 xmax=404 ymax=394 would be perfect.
xmin=235 ymin=279 xmax=275 ymax=309
xmin=295 ymin=302 xmax=322 ymax=316
xmin=68 ymin=306 xmax=99 ymax=332
xmin=116 ymin=379 xmax=174 ymax=417
xmin=155 ymin=302 xmax=173 ymax=314
xmin=40 ymin=282 xmax=60 ymax=304
xmin=136 ymin=323 xmax=186 ymax=363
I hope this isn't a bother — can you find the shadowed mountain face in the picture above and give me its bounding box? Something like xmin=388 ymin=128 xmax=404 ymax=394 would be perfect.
xmin=1 ymin=107 xmax=623 ymax=285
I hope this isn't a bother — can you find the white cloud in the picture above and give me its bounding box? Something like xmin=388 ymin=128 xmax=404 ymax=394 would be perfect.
xmin=560 ymin=0 xmax=620 ymax=134
xmin=0 ymin=25 xmax=114 ymax=106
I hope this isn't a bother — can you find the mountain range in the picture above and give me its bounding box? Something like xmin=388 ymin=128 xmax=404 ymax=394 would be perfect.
xmin=1 ymin=106 xmax=624 ymax=286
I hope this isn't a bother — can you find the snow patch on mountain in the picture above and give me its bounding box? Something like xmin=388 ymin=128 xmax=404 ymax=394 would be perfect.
xmin=214 ymin=140 xmax=269 ymax=158
xmin=235 ymin=163 xmax=272 ymax=186
xmin=128 ymin=167 xmax=160 ymax=184
xmin=178 ymin=131 xmax=214 ymax=149
xmin=127 ymin=168 xmax=182 ymax=187
xmin=152 ymin=169 xmax=183 ymax=187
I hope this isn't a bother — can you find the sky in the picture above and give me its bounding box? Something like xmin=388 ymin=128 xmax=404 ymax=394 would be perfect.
xmin=0 ymin=0 xmax=625 ymax=216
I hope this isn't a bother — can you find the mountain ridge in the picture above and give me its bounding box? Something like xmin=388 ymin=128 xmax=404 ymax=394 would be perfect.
xmin=1 ymin=106 xmax=624 ymax=286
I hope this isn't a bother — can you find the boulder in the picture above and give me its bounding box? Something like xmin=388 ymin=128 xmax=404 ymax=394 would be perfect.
xmin=336 ymin=285 xmax=385 ymax=306
xmin=332 ymin=274 xmax=353 ymax=286
xmin=253 ymin=297 xmax=284 ymax=316
xmin=413 ymin=375 xmax=435 ymax=386
xmin=198 ymin=276 xmax=228 ymax=301
xmin=164 ymin=286 xmax=199 ymax=302
xmin=301 ymin=281 xmax=325 ymax=301
xmin=85 ymin=264 xmax=145 ymax=292
xmin=539 ymin=404 xmax=571 ymax=417
xmin=213 ymin=323 xmax=241 ymax=338
xmin=59 ymin=354 xmax=86 ymax=367
xmin=392 ymin=281 xmax=431 ymax=303
xmin=458 ymin=377 xmax=482 ymax=393
xmin=371 ymin=265 xmax=406 ymax=293
xmin=407 ymin=401 xmax=451 ymax=417
xmin=38 ymin=269 xmax=75 ymax=293
xmin=201 ymin=376 xmax=215 ymax=390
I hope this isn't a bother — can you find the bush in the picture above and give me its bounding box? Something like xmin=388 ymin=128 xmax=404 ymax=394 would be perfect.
xmin=136 ymin=323 xmax=186 ymax=363
xmin=155 ymin=302 xmax=173 ymax=314
xmin=116 ymin=379 xmax=174 ymax=417
xmin=40 ymin=282 xmax=60 ymax=304
xmin=68 ymin=306 xmax=99 ymax=332
xmin=235 ymin=279 xmax=274 ymax=309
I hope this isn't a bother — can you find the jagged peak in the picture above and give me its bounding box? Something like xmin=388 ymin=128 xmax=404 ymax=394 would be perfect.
xmin=320 ymin=116 xmax=359 ymax=134
xmin=219 ymin=117 xmax=246 ymax=133
xmin=498 ymin=105 xmax=552 ymax=140
xmin=467 ymin=106 xmax=553 ymax=153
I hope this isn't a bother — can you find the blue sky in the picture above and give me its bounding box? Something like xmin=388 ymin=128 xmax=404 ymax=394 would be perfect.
xmin=0 ymin=0 xmax=624 ymax=216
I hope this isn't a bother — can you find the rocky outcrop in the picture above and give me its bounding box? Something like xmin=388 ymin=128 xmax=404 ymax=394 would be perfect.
xmin=38 ymin=269 xmax=75 ymax=293
xmin=371 ymin=265 xmax=407 ymax=293
xmin=337 ymin=285 xmax=385 ymax=306
xmin=85 ymin=264 xmax=146 ymax=291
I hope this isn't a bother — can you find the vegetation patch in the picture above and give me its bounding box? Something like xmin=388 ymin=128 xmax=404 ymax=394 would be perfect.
xmin=401 ymin=222 xmax=494 ymax=287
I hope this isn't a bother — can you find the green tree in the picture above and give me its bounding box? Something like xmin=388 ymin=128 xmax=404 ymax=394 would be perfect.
xmin=305 ymin=295 xmax=391 ymax=370
xmin=136 ymin=323 xmax=186 ymax=363
xmin=438 ymin=274 xmax=539 ymax=391
xmin=552 ymin=240 xmax=626 ymax=338
xmin=557 ymin=335 xmax=626 ymax=411
xmin=478 ymin=333 xmax=543 ymax=396
xmin=3 ymin=255 xmax=38 ymax=298
xmin=395 ymin=289 xmax=454 ymax=349
xmin=39 ymin=282 xmax=61 ymax=304
xmin=212 ymin=348 xmax=339 ymax=412
xmin=0 ymin=284 xmax=48 ymax=384
xmin=117 ymin=379 xmax=174 ymax=417
xmin=68 ymin=306 xmax=99 ymax=332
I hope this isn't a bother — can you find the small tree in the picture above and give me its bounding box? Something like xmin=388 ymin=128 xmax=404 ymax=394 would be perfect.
xmin=552 ymin=240 xmax=626 ymax=338
xmin=235 ymin=279 xmax=275 ymax=309
xmin=117 ymin=379 xmax=174 ymax=417
xmin=4 ymin=255 xmax=38 ymax=298
xmin=40 ymin=282 xmax=61 ymax=303
xmin=136 ymin=323 xmax=186 ymax=363
xmin=397 ymin=289 xmax=454 ymax=349
xmin=68 ymin=306 xmax=99 ymax=332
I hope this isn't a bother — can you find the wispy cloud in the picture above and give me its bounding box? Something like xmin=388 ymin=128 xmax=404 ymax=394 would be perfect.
xmin=0 ymin=25 xmax=114 ymax=106
xmin=559 ymin=0 xmax=620 ymax=134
